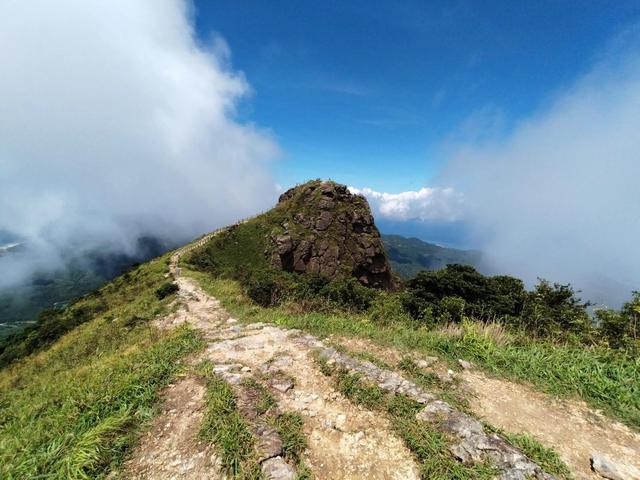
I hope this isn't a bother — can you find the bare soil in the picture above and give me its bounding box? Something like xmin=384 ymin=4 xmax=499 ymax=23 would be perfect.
xmin=463 ymin=370 xmax=640 ymax=480
xmin=122 ymin=376 xmax=224 ymax=479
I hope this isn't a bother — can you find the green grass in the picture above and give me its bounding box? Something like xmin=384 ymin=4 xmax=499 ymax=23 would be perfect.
xmin=397 ymin=357 xmax=469 ymax=411
xmin=186 ymin=271 xmax=640 ymax=430
xmin=268 ymin=413 xmax=307 ymax=465
xmin=200 ymin=374 xmax=262 ymax=478
xmin=242 ymin=377 xmax=277 ymax=416
xmin=0 ymin=256 xmax=203 ymax=479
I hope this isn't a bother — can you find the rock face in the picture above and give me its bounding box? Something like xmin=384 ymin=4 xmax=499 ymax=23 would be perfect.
xmin=269 ymin=180 xmax=395 ymax=289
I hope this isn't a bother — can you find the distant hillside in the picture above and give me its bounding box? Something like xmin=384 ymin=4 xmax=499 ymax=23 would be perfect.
xmin=381 ymin=234 xmax=483 ymax=279
xmin=0 ymin=237 xmax=170 ymax=336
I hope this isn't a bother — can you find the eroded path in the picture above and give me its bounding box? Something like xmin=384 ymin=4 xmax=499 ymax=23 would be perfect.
xmin=333 ymin=335 xmax=640 ymax=480
xmin=123 ymin=240 xmax=420 ymax=479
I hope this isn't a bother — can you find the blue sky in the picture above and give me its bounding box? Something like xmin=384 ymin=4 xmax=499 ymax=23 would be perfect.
xmin=193 ymin=0 xmax=640 ymax=192
xmin=2 ymin=0 xmax=639 ymax=302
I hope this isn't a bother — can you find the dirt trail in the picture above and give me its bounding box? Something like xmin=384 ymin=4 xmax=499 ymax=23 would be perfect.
xmin=123 ymin=240 xmax=421 ymax=479
xmin=123 ymin=377 xmax=224 ymax=479
xmin=204 ymin=325 xmax=420 ymax=480
xmin=464 ymin=370 xmax=640 ymax=480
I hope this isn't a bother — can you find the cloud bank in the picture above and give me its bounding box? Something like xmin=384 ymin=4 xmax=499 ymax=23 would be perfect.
xmin=439 ymin=27 xmax=640 ymax=305
xmin=0 ymin=0 xmax=279 ymax=287
xmin=348 ymin=186 xmax=464 ymax=222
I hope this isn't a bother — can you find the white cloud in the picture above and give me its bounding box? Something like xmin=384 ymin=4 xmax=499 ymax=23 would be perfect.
xmin=349 ymin=186 xmax=464 ymax=222
xmin=0 ymin=0 xmax=280 ymax=287
xmin=439 ymin=26 xmax=640 ymax=305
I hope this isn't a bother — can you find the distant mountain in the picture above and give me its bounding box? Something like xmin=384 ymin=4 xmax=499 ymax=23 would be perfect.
xmin=381 ymin=234 xmax=483 ymax=279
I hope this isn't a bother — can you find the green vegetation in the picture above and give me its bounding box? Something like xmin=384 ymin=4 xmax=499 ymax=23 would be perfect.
xmin=187 ymin=271 xmax=640 ymax=429
xmin=198 ymin=364 xmax=309 ymax=479
xmin=199 ymin=373 xmax=261 ymax=478
xmin=0 ymin=256 xmax=202 ymax=479
xmin=382 ymin=234 xmax=483 ymax=279
xmin=155 ymin=281 xmax=179 ymax=300
xmin=270 ymin=412 xmax=307 ymax=472
xmin=0 ymin=257 xmax=182 ymax=368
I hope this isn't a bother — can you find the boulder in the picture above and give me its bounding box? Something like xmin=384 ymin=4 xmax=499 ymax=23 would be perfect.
xmin=270 ymin=180 xmax=396 ymax=289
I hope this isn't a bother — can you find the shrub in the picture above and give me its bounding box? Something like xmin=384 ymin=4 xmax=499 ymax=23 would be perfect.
xmin=368 ymin=293 xmax=411 ymax=325
xmin=595 ymin=292 xmax=639 ymax=351
xmin=517 ymin=280 xmax=592 ymax=339
xmin=439 ymin=296 xmax=466 ymax=323
xmin=245 ymin=270 xmax=293 ymax=307
xmin=404 ymin=265 xmax=525 ymax=321
xmin=155 ymin=282 xmax=179 ymax=300
xmin=318 ymin=277 xmax=377 ymax=311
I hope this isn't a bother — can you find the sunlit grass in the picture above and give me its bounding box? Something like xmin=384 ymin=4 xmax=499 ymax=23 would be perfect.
xmin=0 ymin=256 xmax=203 ymax=479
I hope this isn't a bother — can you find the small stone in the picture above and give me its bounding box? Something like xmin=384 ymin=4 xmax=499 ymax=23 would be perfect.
xmin=335 ymin=414 xmax=347 ymax=428
xmin=271 ymin=379 xmax=294 ymax=393
xmin=591 ymin=453 xmax=638 ymax=480
xmin=458 ymin=359 xmax=473 ymax=370
xmin=415 ymin=356 xmax=438 ymax=368
xmin=255 ymin=425 xmax=283 ymax=462
xmin=261 ymin=456 xmax=296 ymax=480
xmin=241 ymin=366 xmax=251 ymax=373
xmin=226 ymin=318 xmax=238 ymax=324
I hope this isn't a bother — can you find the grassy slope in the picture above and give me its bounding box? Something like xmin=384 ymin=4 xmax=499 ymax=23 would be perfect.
xmin=187 ymin=271 xmax=639 ymax=430
xmin=0 ymin=255 xmax=202 ymax=479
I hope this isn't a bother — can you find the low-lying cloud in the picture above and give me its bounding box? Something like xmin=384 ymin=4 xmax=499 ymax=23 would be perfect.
xmin=0 ymin=0 xmax=279 ymax=288
xmin=348 ymin=186 xmax=464 ymax=222
xmin=440 ymin=27 xmax=640 ymax=305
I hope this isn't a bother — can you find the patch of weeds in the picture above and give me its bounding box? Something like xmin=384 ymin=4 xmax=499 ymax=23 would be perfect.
xmin=394 ymin=416 xmax=496 ymax=480
xmin=200 ymin=375 xmax=259 ymax=477
xmin=242 ymin=377 xmax=277 ymax=416
xmin=310 ymin=349 xmax=335 ymax=376
xmin=328 ymin=341 xmax=392 ymax=369
xmin=269 ymin=412 xmax=307 ymax=464
xmin=294 ymin=463 xmax=313 ymax=480
xmin=335 ymin=370 xmax=385 ymax=409
xmin=484 ymin=425 xmax=572 ymax=479
xmin=154 ymin=282 xmax=179 ymax=300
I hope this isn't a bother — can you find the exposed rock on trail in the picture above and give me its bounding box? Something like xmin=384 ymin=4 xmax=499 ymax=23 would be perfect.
xmin=314 ymin=346 xmax=554 ymax=479
xmin=204 ymin=326 xmax=421 ymax=480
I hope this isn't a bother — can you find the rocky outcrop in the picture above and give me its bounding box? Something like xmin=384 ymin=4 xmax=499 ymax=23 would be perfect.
xmin=269 ymin=180 xmax=395 ymax=289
